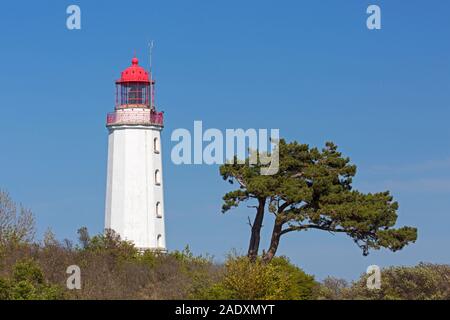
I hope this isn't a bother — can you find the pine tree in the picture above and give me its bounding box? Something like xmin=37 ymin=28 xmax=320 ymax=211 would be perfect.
xmin=220 ymin=139 xmax=417 ymax=263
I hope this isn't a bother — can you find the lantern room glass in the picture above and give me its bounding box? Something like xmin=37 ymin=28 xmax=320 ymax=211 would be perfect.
xmin=116 ymin=82 xmax=150 ymax=108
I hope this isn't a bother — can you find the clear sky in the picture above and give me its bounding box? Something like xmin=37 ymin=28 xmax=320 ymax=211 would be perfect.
xmin=0 ymin=0 xmax=449 ymax=280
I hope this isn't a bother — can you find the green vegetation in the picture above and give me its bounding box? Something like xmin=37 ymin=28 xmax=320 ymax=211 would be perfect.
xmin=0 ymin=194 xmax=317 ymax=300
xmin=316 ymin=263 xmax=450 ymax=300
xmin=198 ymin=255 xmax=316 ymax=300
xmin=0 ymin=131 xmax=443 ymax=300
xmin=0 ymin=188 xmax=446 ymax=300
xmin=0 ymin=218 xmax=447 ymax=300
xmin=0 ymin=259 xmax=64 ymax=300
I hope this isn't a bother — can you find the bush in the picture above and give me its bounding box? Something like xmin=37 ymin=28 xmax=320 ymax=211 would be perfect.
xmin=197 ymin=255 xmax=316 ymax=300
xmin=77 ymin=228 xmax=139 ymax=261
xmin=271 ymin=256 xmax=317 ymax=300
xmin=0 ymin=259 xmax=64 ymax=300
xmin=345 ymin=263 xmax=450 ymax=300
xmin=0 ymin=190 xmax=35 ymax=246
xmin=314 ymin=277 xmax=349 ymax=300
xmin=316 ymin=263 xmax=450 ymax=300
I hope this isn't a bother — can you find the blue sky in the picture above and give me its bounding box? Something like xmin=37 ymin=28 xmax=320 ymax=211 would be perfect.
xmin=0 ymin=0 xmax=449 ymax=280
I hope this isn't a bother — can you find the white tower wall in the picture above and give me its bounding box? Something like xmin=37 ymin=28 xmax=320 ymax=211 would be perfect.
xmin=105 ymin=123 xmax=166 ymax=250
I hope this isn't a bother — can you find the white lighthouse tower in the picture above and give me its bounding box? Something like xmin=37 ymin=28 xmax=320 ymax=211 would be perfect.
xmin=104 ymin=56 xmax=166 ymax=251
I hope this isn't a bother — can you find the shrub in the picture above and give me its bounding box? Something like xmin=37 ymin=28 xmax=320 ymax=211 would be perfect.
xmin=316 ymin=263 xmax=450 ymax=300
xmin=0 ymin=259 xmax=64 ymax=300
xmin=314 ymin=276 xmax=349 ymax=300
xmin=344 ymin=263 xmax=450 ymax=300
xmin=77 ymin=228 xmax=139 ymax=261
xmin=270 ymin=256 xmax=317 ymax=300
xmin=197 ymin=255 xmax=316 ymax=300
xmin=0 ymin=190 xmax=35 ymax=246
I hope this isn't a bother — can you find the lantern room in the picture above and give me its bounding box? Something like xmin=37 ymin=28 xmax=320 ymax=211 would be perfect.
xmin=115 ymin=57 xmax=155 ymax=108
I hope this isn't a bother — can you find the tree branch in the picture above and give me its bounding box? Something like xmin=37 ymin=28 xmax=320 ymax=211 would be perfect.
xmin=278 ymin=201 xmax=292 ymax=214
xmin=236 ymin=175 xmax=247 ymax=188
xmin=247 ymin=216 xmax=253 ymax=228
xmin=280 ymin=224 xmax=349 ymax=236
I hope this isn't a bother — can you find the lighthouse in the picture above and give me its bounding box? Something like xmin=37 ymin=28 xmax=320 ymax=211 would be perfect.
xmin=104 ymin=56 xmax=166 ymax=251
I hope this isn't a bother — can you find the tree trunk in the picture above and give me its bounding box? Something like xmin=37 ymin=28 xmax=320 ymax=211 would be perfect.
xmin=263 ymin=218 xmax=283 ymax=264
xmin=247 ymin=198 xmax=266 ymax=262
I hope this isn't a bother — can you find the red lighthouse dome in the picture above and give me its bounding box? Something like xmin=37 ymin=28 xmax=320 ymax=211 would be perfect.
xmin=116 ymin=57 xmax=151 ymax=84
xmin=114 ymin=56 xmax=155 ymax=108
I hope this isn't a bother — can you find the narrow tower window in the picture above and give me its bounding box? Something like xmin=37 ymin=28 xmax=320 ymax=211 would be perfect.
xmin=156 ymin=201 xmax=162 ymax=218
xmin=157 ymin=234 xmax=163 ymax=248
xmin=155 ymin=169 xmax=161 ymax=185
xmin=154 ymin=137 xmax=160 ymax=153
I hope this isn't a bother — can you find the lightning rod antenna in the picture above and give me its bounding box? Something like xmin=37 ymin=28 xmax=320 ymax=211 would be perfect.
xmin=149 ymin=41 xmax=155 ymax=109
